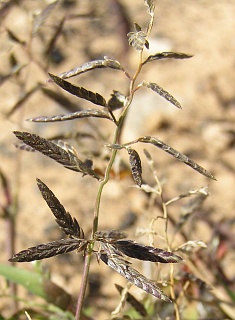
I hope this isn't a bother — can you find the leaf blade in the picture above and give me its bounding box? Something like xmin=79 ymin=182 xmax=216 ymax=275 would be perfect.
xmin=0 ymin=264 xmax=45 ymax=298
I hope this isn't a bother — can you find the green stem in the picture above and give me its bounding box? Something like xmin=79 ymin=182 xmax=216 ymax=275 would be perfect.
xmin=75 ymin=49 xmax=144 ymax=320
xmin=75 ymin=127 xmax=119 ymax=320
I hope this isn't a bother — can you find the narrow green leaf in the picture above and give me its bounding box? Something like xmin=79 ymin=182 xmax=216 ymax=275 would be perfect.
xmin=0 ymin=264 xmax=72 ymax=310
xmin=0 ymin=263 xmax=45 ymax=298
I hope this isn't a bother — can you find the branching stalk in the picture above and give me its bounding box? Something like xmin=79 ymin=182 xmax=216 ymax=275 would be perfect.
xmin=75 ymin=49 xmax=145 ymax=320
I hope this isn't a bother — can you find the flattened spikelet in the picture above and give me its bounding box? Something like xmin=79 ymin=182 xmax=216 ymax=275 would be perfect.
xmin=139 ymin=136 xmax=216 ymax=180
xmin=9 ymin=239 xmax=87 ymax=262
xmin=37 ymin=178 xmax=84 ymax=239
xmin=110 ymin=240 xmax=183 ymax=263
xmin=127 ymin=148 xmax=142 ymax=187
xmin=13 ymin=131 xmax=100 ymax=180
xmin=100 ymin=254 xmax=171 ymax=302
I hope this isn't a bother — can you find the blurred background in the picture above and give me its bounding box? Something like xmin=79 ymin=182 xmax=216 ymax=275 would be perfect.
xmin=0 ymin=0 xmax=235 ymax=319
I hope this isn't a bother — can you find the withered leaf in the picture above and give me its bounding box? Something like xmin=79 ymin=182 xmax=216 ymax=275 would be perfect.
xmin=33 ymin=0 xmax=58 ymax=35
xmin=165 ymin=186 xmax=209 ymax=206
xmin=142 ymin=52 xmax=193 ymax=66
xmin=138 ymin=136 xmax=216 ymax=180
xmin=27 ymin=109 xmax=112 ymax=122
xmin=9 ymin=238 xmax=87 ymax=262
xmin=49 ymin=73 xmax=106 ymax=107
xmin=142 ymin=81 xmax=182 ymax=109
xmin=127 ymin=148 xmax=142 ymax=187
xmin=37 ymin=178 xmax=84 ymax=239
xmin=100 ymin=254 xmax=171 ymax=302
xmin=180 ymin=192 xmax=208 ymax=217
xmin=176 ymin=240 xmax=207 ymax=254
xmin=107 ymin=90 xmax=126 ymax=110
xmin=110 ymin=240 xmax=183 ymax=263
xmin=58 ymin=57 xmax=124 ymax=80
xmin=13 ymin=131 xmax=100 ymax=180
xmin=115 ymin=284 xmax=147 ymax=317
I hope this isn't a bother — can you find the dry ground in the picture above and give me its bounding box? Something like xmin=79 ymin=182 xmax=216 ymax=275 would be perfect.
xmin=0 ymin=1 xmax=235 ymax=319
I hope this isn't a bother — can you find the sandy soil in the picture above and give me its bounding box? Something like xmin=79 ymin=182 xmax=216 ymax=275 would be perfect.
xmin=0 ymin=0 xmax=235 ymax=319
